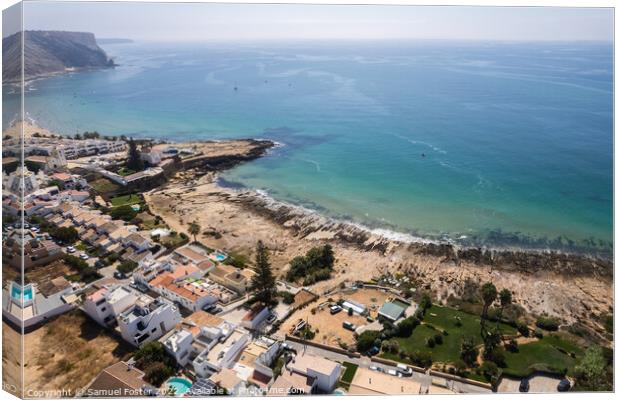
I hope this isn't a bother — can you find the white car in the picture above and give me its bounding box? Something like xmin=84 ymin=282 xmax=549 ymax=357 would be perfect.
xmin=66 ymin=246 xmax=76 ymax=253
xmin=396 ymin=363 xmax=413 ymax=376
xmin=79 ymin=253 xmax=89 ymax=260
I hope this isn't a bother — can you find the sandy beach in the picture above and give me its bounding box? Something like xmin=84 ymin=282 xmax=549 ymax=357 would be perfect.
xmin=144 ymin=165 xmax=613 ymax=340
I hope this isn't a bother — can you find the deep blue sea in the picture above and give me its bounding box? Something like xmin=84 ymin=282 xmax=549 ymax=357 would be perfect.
xmin=3 ymin=40 xmax=613 ymax=254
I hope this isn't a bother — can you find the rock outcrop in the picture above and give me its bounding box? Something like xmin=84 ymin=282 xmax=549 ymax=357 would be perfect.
xmin=3 ymin=30 xmax=114 ymax=82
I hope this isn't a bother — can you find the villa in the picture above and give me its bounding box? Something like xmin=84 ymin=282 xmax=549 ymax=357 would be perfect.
xmin=2 ymin=279 xmax=77 ymax=329
xmin=161 ymin=309 xmax=249 ymax=378
xmin=83 ymin=285 xmax=140 ymax=327
xmin=118 ymin=295 xmax=182 ymax=347
xmin=209 ymin=263 xmax=256 ymax=294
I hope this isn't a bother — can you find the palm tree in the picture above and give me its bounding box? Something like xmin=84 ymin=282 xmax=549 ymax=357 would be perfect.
xmin=188 ymin=221 xmax=200 ymax=243
xmin=480 ymin=282 xmax=497 ymax=337
xmin=497 ymin=288 xmax=512 ymax=338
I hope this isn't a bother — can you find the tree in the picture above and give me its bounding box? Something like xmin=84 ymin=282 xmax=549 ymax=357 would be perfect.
xmin=479 ymin=361 xmax=500 ymax=387
xmin=249 ymin=241 xmax=277 ymax=307
xmin=50 ymin=226 xmax=79 ymax=244
xmin=574 ymin=346 xmax=613 ymax=391
xmin=286 ymin=244 xmax=335 ymax=284
xmin=127 ymin=138 xmax=144 ymax=171
xmin=117 ymin=260 xmax=138 ymax=275
xmin=356 ymin=330 xmax=381 ymax=352
xmin=480 ymin=282 xmax=498 ymax=348
xmin=109 ymin=204 xmax=137 ymax=221
xmin=498 ymin=289 xmax=512 ymax=320
xmin=188 ymin=221 xmax=200 ymax=243
xmin=460 ymin=337 xmax=478 ymax=367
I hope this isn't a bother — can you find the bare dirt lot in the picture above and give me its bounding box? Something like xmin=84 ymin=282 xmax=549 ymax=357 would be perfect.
xmin=21 ymin=310 xmax=133 ymax=397
xmin=278 ymin=288 xmax=392 ymax=347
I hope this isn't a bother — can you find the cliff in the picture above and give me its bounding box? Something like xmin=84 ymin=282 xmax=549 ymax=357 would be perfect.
xmin=2 ymin=30 xmax=114 ymax=82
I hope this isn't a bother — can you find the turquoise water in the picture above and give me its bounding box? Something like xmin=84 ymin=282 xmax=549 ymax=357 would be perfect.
xmin=166 ymin=377 xmax=193 ymax=396
xmin=4 ymin=41 xmax=613 ymax=254
xmin=11 ymin=284 xmax=33 ymax=302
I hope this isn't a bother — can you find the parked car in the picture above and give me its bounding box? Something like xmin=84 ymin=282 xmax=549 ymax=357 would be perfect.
xmin=207 ymin=306 xmax=223 ymax=315
xmin=519 ymin=378 xmax=530 ymax=393
xmin=79 ymin=253 xmax=89 ymax=260
xmin=66 ymin=246 xmax=76 ymax=253
xmin=396 ymin=363 xmax=413 ymax=377
xmin=114 ymin=271 xmax=126 ymax=280
xmin=557 ymin=379 xmax=571 ymax=392
xmin=387 ymin=369 xmax=402 ymax=378
xmin=342 ymin=321 xmax=357 ymax=331
xmin=266 ymin=313 xmax=277 ymax=324
xmin=330 ymin=305 xmax=342 ymax=315
xmin=366 ymin=346 xmax=380 ymax=357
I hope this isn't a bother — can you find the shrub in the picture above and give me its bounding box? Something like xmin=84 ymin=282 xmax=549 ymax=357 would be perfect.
xmin=279 ymin=291 xmax=295 ymax=305
xmin=534 ymin=328 xmax=544 ymax=339
xmin=479 ymin=361 xmax=500 ymax=385
xmin=516 ymin=321 xmax=529 ymax=337
xmin=357 ymin=330 xmax=382 ymax=353
xmin=286 ymin=245 xmax=335 ymax=283
xmin=460 ymin=337 xmax=478 ymax=367
xmin=453 ymin=360 xmax=467 ymax=376
xmin=426 ymin=337 xmax=435 ymax=348
xmin=536 ymin=316 xmax=560 ymax=331
xmin=433 ymin=333 xmax=444 ymax=345
xmin=484 ymin=347 xmax=506 ymax=367
xmin=396 ymin=316 xmax=419 ymax=337
xmin=109 ymin=204 xmax=138 ymax=221
xmin=117 ymin=260 xmax=138 ymax=274
xmin=409 ymin=350 xmax=433 ymax=369
xmin=505 ymin=339 xmax=519 ymax=353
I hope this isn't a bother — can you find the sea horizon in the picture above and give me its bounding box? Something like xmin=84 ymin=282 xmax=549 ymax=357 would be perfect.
xmin=4 ymin=39 xmax=613 ymax=255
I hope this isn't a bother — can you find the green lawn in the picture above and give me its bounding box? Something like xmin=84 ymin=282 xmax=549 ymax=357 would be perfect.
xmin=90 ymin=178 xmax=121 ymax=194
xmin=110 ymin=194 xmax=143 ymax=207
xmin=160 ymin=234 xmax=188 ymax=249
xmin=117 ymin=167 xmax=136 ymax=177
xmin=383 ymin=305 xmax=517 ymax=364
xmin=502 ymin=334 xmax=583 ymax=378
xmin=340 ymin=362 xmax=358 ymax=384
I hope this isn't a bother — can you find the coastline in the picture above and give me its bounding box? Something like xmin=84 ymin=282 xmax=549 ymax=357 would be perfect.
xmin=144 ymin=157 xmax=612 ymax=338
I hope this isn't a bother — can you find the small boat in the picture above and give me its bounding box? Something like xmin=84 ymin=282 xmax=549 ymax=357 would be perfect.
xmin=421 ymin=153 xmax=426 ymax=157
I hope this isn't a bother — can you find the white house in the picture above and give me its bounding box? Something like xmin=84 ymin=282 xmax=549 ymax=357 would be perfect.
xmin=286 ymin=353 xmax=342 ymax=393
xmin=118 ymin=296 xmax=182 ymax=347
xmin=83 ymin=285 xmax=139 ymax=327
xmin=192 ymin=328 xmax=250 ymax=378
xmin=241 ymin=303 xmax=270 ymax=330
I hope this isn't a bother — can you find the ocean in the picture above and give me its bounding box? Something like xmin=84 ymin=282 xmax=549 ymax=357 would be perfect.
xmin=3 ymin=40 xmax=613 ymax=254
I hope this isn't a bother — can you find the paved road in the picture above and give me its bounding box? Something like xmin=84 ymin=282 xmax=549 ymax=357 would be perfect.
xmin=283 ymin=339 xmax=491 ymax=394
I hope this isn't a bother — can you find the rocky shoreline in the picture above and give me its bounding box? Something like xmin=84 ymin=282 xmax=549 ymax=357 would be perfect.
xmin=226 ymin=186 xmax=613 ymax=280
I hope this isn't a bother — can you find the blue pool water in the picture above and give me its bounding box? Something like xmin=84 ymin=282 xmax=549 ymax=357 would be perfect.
xmin=166 ymin=377 xmax=193 ymax=396
xmin=4 ymin=40 xmax=612 ymax=255
xmin=11 ymin=285 xmax=33 ymax=302
xmin=214 ymin=253 xmax=227 ymax=262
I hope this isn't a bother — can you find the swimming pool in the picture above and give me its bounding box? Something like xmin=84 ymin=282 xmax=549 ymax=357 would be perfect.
xmin=11 ymin=284 xmax=33 ymax=302
xmin=213 ymin=252 xmax=227 ymax=262
xmin=166 ymin=377 xmax=193 ymax=396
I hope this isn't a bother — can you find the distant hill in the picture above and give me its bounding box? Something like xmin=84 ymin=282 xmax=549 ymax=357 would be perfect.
xmin=2 ymin=30 xmax=115 ymax=82
xmin=97 ymin=38 xmax=134 ymax=44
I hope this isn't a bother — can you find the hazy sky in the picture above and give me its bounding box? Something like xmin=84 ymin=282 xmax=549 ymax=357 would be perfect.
xmin=3 ymin=1 xmax=614 ymax=41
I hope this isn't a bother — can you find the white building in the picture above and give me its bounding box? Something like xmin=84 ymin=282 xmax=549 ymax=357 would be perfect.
xmin=118 ymin=296 xmax=181 ymax=347
xmin=285 ymin=353 xmax=342 ymax=393
xmin=83 ymin=285 xmax=139 ymax=327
